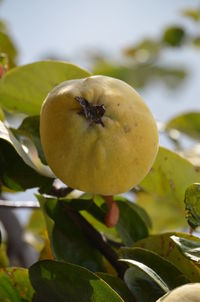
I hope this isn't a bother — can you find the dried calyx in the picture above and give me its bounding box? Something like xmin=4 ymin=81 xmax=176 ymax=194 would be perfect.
xmin=75 ymin=96 xmax=105 ymax=127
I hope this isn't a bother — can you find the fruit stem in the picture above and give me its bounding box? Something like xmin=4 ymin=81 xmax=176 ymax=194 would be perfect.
xmin=103 ymin=195 xmax=119 ymax=228
xmin=75 ymin=96 xmax=105 ymax=127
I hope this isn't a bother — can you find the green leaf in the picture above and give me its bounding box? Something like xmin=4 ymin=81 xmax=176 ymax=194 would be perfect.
xmin=29 ymin=260 xmax=124 ymax=302
xmin=11 ymin=115 xmax=47 ymax=164
xmin=119 ymin=247 xmax=189 ymax=289
xmin=93 ymin=61 xmax=186 ymax=90
xmin=0 ymin=243 xmax=9 ymax=267
xmin=166 ymin=112 xmax=200 ymax=140
xmin=138 ymin=147 xmax=200 ymax=232
xmin=0 ymin=61 xmax=90 ymax=115
xmin=123 ymin=39 xmax=161 ymax=62
xmin=123 ymin=266 xmax=166 ymax=302
xmin=0 ymin=104 xmax=4 ymax=121
xmin=121 ymin=259 xmax=169 ymax=293
xmin=171 ymin=235 xmax=200 ymax=263
xmin=0 ymin=31 xmax=17 ymax=67
xmin=133 ymin=232 xmax=200 ymax=282
xmin=96 ymin=273 xmax=136 ymax=302
xmin=184 ymin=183 xmax=200 ymax=229
xmin=115 ymin=198 xmax=149 ymax=246
xmin=162 ymin=26 xmax=185 ymax=47
xmin=0 ymin=267 xmax=33 ymax=301
xmin=193 ymin=36 xmax=200 ymax=48
xmin=0 ymin=120 xmax=53 ymax=191
xmin=44 ymin=197 xmax=105 ymax=272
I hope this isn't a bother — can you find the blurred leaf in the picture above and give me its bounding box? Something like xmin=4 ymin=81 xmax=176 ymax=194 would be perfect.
xmin=162 ymin=26 xmax=185 ymax=47
xmin=26 ymin=210 xmax=46 ymax=234
xmin=25 ymin=210 xmax=47 ymax=252
xmin=182 ymin=8 xmax=200 ymax=22
xmin=0 ymin=31 xmax=17 ymax=67
xmin=123 ymin=266 xmax=165 ymax=302
xmin=11 ymin=115 xmax=47 ymax=164
xmin=0 ymin=267 xmax=33 ymax=301
xmin=123 ymin=39 xmax=161 ymax=63
xmin=171 ymin=235 xmax=200 ymax=263
xmin=0 ymin=120 xmax=53 ymax=191
xmin=115 ymin=198 xmax=149 ymax=246
xmin=29 ymin=260 xmax=124 ymax=302
xmin=184 ymin=183 xmax=200 ymax=229
xmin=96 ymin=272 xmax=136 ymax=302
xmin=138 ymin=147 xmax=200 ymax=232
xmin=0 ymin=243 xmax=9 ymax=267
xmin=166 ymin=112 xmax=200 ymax=140
xmin=119 ymin=247 xmax=189 ymax=289
xmin=133 ymin=232 xmax=200 ymax=282
xmin=193 ymin=36 xmax=200 ymax=48
xmin=0 ymin=105 xmax=4 ymax=121
xmin=93 ymin=61 xmax=186 ymax=90
xmin=39 ymin=231 xmax=54 ymax=261
xmin=0 ymin=61 xmax=90 ymax=115
xmin=44 ymin=197 xmax=105 ymax=272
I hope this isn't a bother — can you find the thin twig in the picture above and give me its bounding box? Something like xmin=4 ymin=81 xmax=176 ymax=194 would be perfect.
xmin=0 ymin=200 xmax=40 ymax=209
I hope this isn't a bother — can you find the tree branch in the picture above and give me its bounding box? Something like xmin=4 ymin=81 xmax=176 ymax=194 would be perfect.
xmin=63 ymin=205 xmax=127 ymax=279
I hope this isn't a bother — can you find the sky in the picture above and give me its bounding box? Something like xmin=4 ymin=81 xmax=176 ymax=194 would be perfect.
xmin=1 ymin=0 xmax=200 ymax=218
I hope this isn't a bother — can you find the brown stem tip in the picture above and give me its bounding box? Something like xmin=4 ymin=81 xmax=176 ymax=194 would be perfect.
xmin=104 ymin=196 xmax=119 ymax=228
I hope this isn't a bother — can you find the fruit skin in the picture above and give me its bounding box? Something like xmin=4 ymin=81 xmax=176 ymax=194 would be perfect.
xmin=40 ymin=75 xmax=158 ymax=195
xmin=156 ymin=283 xmax=200 ymax=301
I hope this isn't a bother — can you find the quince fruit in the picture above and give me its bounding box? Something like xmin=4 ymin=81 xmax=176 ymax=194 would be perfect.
xmin=156 ymin=283 xmax=200 ymax=301
xmin=40 ymin=75 xmax=158 ymax=195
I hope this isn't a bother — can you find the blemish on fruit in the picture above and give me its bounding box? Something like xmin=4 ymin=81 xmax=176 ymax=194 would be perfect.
xmin=123 ymin=125 xmax=131 ymax=133
xmin=166 ymin=241 xmax=175 ymax=257
xmin=169 ymin=179 xmax=175 ymax=191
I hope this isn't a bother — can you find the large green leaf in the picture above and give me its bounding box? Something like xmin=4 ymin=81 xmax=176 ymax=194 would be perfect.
xmin=123 ymin=265 xmax=166 ymax=302
xmin=119 ymin=247 xmax=189 ymax=289
xmin=121 ymin=259 xmax=169 ymax=293
xmin=96 ymin=273 xmax=136 ymax=302
xmin=0 ymin=120 xmax=53 ymax=191
xmin=115 ymin=198 xmax=149 ymax=246
xmin=44 ymin=197 xmax=105 ymax=272
xmin=166 ymin=112 xmax=200 ymax=140
xmin=171 ymin=235 xmax=200 ymax=263
xmin=138 ymin=147 xmax=200 ymax=232
xmin=0 ymin=61 xmax=90 ymax=115
xmin=133 ymin=232 xmax=200 ymax=282
xmin=29 ymin=260 xmax=124 ymax=302
xmin=184 ymin=183 xmax=200 ymax=229
xmin=11 ymin=115 xmax=47 ymax=164
xmin=0 ymin=267 xmax=33 ymax=301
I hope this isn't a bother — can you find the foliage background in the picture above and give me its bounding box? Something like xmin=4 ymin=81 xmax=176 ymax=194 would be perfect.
xmin=0 ymin=1 xmax=200 ymax=301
